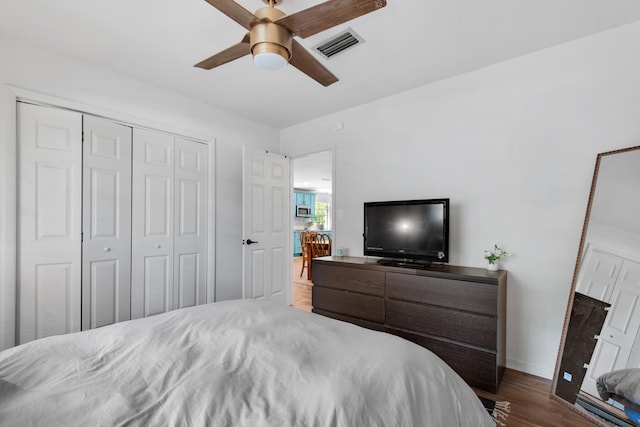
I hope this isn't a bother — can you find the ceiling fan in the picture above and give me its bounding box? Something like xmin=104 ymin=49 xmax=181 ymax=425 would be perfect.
xmin=194 ymin=0 xmax=387 ymax=86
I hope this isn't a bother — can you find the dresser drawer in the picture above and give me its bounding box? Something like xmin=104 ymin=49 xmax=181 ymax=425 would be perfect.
xmin=386 ymin=299 xmax=497 ymax=350
xmin=387 ymin=272 xmax=497 ymax=316
xmin=389 ymin=327 xmax=501 ymax=393
xmin=313 ymin=263 xmax=385 ymax=297
xmin=312 ymin=309 xmax=386 ymax=332
xmin=312 ymin=286 xmax=384 ymax=324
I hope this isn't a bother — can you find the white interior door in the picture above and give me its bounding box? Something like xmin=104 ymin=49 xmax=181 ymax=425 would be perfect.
xmin=131 ymin=128 xmax=175 ymax=319
xmin=242 ymin=147 xmax=290 ymax=304
xmin=174 ymin=137 xmax=208 ymax=309
xmin=82 ymin=116 xmax=132 ymax=329
xmin=581 ymin=255 xmax=640 ymax=398
xmin=17 ymin=102 xmax=82 ymax=344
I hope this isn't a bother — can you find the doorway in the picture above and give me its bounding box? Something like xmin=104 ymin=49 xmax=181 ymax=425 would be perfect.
xmin=290 ymin=150 xmax=333 ymax=312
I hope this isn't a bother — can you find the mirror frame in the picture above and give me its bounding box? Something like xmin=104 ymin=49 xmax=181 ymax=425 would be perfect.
xmin=551 ymin=145 xmax=640 ymax=425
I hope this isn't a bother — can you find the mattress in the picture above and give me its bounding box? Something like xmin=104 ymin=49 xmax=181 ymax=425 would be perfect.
xmin=0 ymin=299 xmax=494 ymax=426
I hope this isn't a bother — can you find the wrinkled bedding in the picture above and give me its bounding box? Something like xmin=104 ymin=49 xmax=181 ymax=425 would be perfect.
xmin=0 ymin=299 xmax=494 ymax=427
xmin=597 ymin=368 xmax=640 ymax=405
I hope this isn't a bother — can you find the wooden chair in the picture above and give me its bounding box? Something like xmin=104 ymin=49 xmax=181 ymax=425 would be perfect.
xmin=306 ymin=233 xmax=332 ymax=281
xmin=310 ymin=233 xmax=332 ymax=259
xmin=299 ymin=231 xmax=317 ymax=278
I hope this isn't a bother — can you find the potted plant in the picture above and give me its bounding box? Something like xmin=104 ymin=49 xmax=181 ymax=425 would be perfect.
xmin=484 ymin=244 xmax=509 ymax=271
xmin=312 ymin=214 xmax=325 ymax=230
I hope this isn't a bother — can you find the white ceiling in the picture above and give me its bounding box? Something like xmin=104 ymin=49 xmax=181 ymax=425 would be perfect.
xmin=293 ymin=150 xmax=332 ymax=193
xmin=2 ymin=0 xmax=640 ymax=128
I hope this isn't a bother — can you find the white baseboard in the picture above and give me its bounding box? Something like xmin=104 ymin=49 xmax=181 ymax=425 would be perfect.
xmin=506 ymin=357 xmax=555 ymax=380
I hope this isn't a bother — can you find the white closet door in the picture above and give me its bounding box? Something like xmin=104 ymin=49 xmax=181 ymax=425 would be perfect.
xmin=131 ymin=129 xmax=175 ymax=319
xmin=17 ymin=103 xmax=82 ymax=344
xmin=174 ymin=137 xmax=208 ymax=309
xmin=82 ymin=116 xmax=132 ymax=330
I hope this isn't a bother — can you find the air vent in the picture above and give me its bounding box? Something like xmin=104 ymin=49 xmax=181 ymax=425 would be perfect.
xmin=314 ymin=28 xmax=364 ymax=59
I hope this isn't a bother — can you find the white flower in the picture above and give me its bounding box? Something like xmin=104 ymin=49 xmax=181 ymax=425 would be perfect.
xmin=484 ymin=244 xmax=509 ymax=264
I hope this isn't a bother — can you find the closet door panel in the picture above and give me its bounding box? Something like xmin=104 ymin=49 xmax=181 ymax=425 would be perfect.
xmin=131 ymin=129 xmax=175 ymax=319
xmin=35 ymin=263 xmax=74 ymax=338
xmin=174 ymin=138 xmax=208 ymax=309
xmin=177 ymin=253 xmax=199 ymax=307
xmin=18 ymin=103 xmax=82 ymax=344
xmin=82 ymin=116 xmax=132 ymax=329
xmin=89 ymin=260 xmax=118 ymax=327
xmin=145 ymin=255 xmax=171 ymax=316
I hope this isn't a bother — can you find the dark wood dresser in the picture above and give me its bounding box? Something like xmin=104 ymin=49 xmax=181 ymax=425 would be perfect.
xmin=311 ymin=256 xmax=507 ymax=393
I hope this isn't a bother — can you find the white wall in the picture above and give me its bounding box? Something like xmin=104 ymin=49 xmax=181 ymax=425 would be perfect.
xmin=0 ymin=35 xmax=280 ymax=350
xmin=281 ymin=22 xmax=640 ymax=378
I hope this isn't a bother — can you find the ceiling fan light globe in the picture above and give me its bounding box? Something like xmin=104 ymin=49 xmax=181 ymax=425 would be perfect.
xmin=254 ymin=52 xmax=288 ymax=70
xmin=252 ymin=42 xmax=290 ymax=70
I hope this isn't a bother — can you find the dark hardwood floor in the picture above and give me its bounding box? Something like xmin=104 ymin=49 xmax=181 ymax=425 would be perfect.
xmin=475 ymin=370 xmax=596 ymax=426
xmin=290 ymin=256 xmax=596 ymax=426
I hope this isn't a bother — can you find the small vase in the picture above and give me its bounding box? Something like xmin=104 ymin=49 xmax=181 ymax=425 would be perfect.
xmin=486 ymin=262 xmax=498 ymax=271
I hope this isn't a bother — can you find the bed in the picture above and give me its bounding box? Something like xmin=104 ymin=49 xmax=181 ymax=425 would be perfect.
xmin=597 ymin=368 xmax=640 ymax=423
xmin=0 ymin=299 xmax=494 ymax=426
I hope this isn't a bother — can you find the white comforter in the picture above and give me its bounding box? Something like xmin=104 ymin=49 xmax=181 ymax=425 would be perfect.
xmin=0 ymin=299 xmax=494 ymax=427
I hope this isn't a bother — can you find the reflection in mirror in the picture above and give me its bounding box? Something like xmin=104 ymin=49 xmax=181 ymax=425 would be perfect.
xmin=553 ymin=146 xmax=640 ymax=426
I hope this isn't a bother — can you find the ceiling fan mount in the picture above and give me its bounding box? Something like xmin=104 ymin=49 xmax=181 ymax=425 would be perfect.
xmin=195 ymin=0 xmax=387 ymax=86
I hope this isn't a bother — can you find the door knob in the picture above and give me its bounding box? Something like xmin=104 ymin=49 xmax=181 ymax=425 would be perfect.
xmin=245 ymin=239 xmax=258 ymax=245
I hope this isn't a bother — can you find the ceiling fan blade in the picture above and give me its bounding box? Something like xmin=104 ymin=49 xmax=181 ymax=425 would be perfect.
xmin=276 ymin=0 xmax=386 ymax=39
xmin=203 ymin=0 xmax=258 ymax=30
xmin=289 ymin=40 xmax=338 ymax=87
xmin=194 ymin=34 xmax=250 ymax=69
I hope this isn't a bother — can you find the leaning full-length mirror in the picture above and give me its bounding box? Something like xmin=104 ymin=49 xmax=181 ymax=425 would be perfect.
xmin=553 ymin=146 xmax=640 ymax=426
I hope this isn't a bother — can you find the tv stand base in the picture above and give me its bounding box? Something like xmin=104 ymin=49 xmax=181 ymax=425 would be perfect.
xmin=377 ymin=258 xmax=432 ymax=269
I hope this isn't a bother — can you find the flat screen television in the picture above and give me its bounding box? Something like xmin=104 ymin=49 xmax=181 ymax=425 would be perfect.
xmin=363 ymin=198 xmax=449 ymax=265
